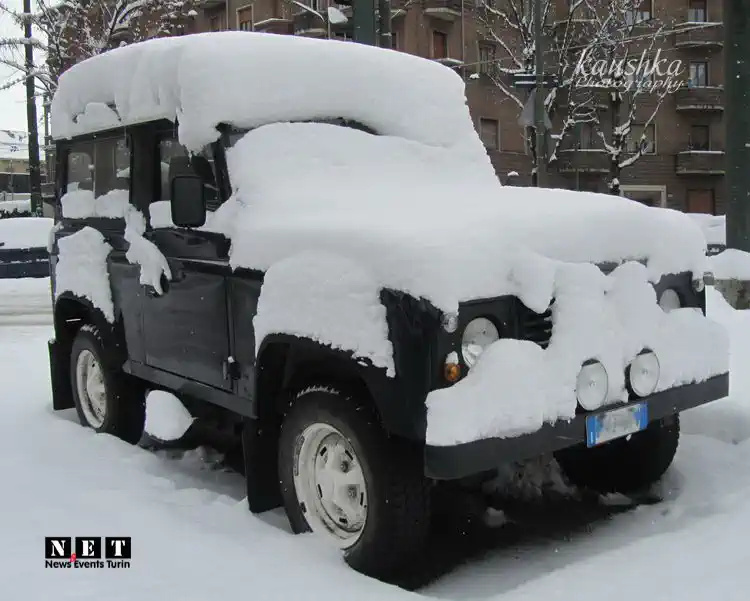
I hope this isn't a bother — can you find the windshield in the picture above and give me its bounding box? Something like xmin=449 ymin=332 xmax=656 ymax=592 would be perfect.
xmin=224 ymin=119 xmax=377 ymax=149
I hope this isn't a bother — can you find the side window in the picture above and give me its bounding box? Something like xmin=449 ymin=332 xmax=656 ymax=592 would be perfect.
xmin=152 ymin=134 xmax=219 ymax=229
xmin=63 ymin=135 xmax=130 ymax=219
xmin=66 ymin=142 xmax=94 ymax=192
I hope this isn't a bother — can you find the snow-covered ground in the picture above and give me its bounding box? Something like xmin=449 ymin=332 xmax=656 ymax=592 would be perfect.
xmin=2 ymin=279 xmax=749 ymax=599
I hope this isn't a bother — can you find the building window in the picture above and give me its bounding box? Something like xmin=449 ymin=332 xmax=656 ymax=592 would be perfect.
xmin=432 ymin=31 xmax=448 ymax=59
xmin=479 ymin=118 xmax=499 ymax=149
xmin=209 ymin=15 xmax=221 ymax=31
xmin=689 ymin=61 xmax=708 ymax=87
xmin=308 ymin=0 xmax=324 ymax=11
xmin=688 ymin=0 xmax=707 ymax=22
xmin=237 ymin=7 xmax=253 ymax=31
xmin=687 ymin=189 xmax=715 ymax=214
xmin=625 ymin=0 xmax=652 ymax=25
xmin=479 ymin=43 xmax=496 ymax=75
xmin=391 ymin=30 xmax=399 ymax=50
xmin=689 ymin=124 xmax=710 ymax=150
xmin=626 ymin=123 xmax=656 ymax=153
xmin=577 ymin=122 xmax=598 ymax=149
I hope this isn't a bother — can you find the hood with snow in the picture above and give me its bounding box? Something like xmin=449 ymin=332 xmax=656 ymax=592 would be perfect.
xmin=207 ymin=122 xmax=707 ymax=313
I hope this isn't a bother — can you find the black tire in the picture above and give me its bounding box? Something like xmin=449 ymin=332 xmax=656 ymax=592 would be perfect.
xmin=555 ymin=414 xmax=680 ymax=495
xmin=69 ymin=324 xmax=145 ymax=444
xmin=278 ymin=387 xmax=430 ymax=581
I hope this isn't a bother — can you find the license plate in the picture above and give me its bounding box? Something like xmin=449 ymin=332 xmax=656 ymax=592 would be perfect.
xmin=585 ymin=402 xmax=649 ymax=447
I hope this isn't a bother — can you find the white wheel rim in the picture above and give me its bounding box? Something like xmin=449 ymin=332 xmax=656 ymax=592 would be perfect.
xmin=75 ymin=349 xmax=107 ymax=428
xmin=293 ymin=423 xmax=368 ymax=548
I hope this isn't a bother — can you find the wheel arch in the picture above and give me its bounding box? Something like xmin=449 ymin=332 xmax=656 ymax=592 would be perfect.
xmin=50 ymin=292 xmax=129 ymax=411
xmin=254 ymin=333 xmax=411 ymax=436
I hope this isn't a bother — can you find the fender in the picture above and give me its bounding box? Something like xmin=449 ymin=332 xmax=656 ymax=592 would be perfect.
xmin=254 ymin=333 xmax=427 ymax=441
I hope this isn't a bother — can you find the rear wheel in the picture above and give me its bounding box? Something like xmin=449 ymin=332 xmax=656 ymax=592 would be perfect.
xmin=555 ymin=414 xmax=680 ymax=495
xmin=278 ymin=387 xmax=430 ymax=580
xmin=70 ymin=324 xmax=145 ymax=444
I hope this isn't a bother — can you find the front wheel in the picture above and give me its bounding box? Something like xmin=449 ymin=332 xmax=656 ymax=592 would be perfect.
xmin=70 ymin=324 xmax=145 ymax=444
xmin=278 ymin=387 xmax=430 ymax=580
xmin=555 ymin=414 xmax=680 ymax=495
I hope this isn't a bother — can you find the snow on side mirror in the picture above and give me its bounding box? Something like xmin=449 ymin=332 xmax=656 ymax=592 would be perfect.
xmin=170 ymin=174 xmax=206 ymax=228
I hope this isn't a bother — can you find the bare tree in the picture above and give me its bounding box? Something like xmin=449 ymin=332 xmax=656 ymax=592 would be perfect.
xmin=0 ymin=0 xmax=195 ymax=95
xmin=580 ymin=1 xmax=676 ymax=194
xmin=475 ymin=0 xmax=678 ymax=192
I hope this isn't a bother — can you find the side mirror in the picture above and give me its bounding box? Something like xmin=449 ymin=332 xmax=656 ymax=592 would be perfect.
xmin=170 ymin=174 xmax=206 ymax=228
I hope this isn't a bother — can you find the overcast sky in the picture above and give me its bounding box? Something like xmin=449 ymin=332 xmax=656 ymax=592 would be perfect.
xmin=0 ymin=0 xmax=40 ymax=133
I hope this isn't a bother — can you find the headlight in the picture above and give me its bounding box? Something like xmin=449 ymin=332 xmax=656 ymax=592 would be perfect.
xmin=461 ymin=317 xmax=499 ymax=368
xmin=658 ymin=288 xmax=682 ymax=312
xmin=627 ymin=350 xmax=660 ymax=397
xmin=576 ymin=360 xmax=609 ymax=410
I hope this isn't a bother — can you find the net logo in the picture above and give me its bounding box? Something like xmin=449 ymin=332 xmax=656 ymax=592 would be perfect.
xmin=45 ymin=537 xmax=131 ymax=569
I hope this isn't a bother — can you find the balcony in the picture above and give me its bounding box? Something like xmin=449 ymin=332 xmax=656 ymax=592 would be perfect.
xmin=675 ymin=150 xmax=725 ymax=175
xmin=675 ymin=86 xmax=724 ymax=111
xmin=293 ymin=11 xmax=327 ymax=37
xmin=673 ymin=22 xmax=723 ymax=49
xmin=555 ymin=149 xmax=610 ymax=174
xmin=253 ymin=17 xmax=294 ymax=36
xmin=197 ymin=0 xmax=226 ymax=8
xmin=552 ymin=18 xmax=592 ymax=44
xmin=424 ymin=0 xmax=463 ymax=21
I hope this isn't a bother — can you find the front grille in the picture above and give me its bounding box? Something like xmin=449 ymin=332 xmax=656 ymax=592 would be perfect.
xmin=518 ymin=301 xmax=554 ymax=348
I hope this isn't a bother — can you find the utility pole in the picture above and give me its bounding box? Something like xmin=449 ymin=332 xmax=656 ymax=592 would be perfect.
xmin=724 ymin=0 xmax=750 ymax=254
xmin=377 ymin=0 xmax=391 ymax=48
xmin=533 ymin=0 xmax=548 ymax=187
xmin=351 ymin=0 xmax=377 ymax=45
xmin=23 ymin=0 xmax=42 ymax=216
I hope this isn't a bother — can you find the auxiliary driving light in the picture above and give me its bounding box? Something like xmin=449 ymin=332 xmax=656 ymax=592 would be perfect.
xmin=627 ymin=350 xmax=660 ymax=397
xmin=575 ymin=360 xmax=609 ymax=410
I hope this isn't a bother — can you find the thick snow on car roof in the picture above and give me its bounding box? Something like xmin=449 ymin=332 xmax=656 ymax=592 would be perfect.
xmin=50 ymin=31 xmax=486 ymax=158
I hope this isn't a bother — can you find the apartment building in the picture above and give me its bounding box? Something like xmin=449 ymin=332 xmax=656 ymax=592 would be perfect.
xmin=180 ymin=0 xmax=725 ymax=214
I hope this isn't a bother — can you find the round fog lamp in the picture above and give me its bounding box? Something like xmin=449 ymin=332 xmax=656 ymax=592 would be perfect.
xmin=461 ymin=317 xmax=499 ymax=368
xmin=658 ymin=288 xmax=681 ymax=312
xmin=576 ymin=360 xmax=609 ymax=410
xmin=628 ymin=350 xmax=660 ymax=397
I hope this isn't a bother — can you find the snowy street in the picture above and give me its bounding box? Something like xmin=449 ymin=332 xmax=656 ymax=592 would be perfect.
xmin=1 ymin=278 xmax=749 ymax=599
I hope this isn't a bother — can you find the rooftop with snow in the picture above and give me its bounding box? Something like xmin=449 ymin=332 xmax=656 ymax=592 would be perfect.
xmin=49 ymin=31 xmax=484 ymax=159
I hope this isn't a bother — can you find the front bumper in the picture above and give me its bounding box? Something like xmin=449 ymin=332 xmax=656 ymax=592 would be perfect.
xmin=424 ymin=373 xmax=729 ymax=480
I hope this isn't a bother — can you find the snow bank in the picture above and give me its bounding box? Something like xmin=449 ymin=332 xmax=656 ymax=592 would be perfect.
xmin=253 ymin=252 xmax=395 ymax=376
xmin=707 ymin=249 xmax=750 ymax=281
xmin=211 ymin=122 xmax=709 ymax=314
xmin=145 ymin=390 xmax=195 ymax=441
xmin=426 ymin=260 xmax=729 ymax=446
xmin=0 ymin=217 xmax=53 ymax=249
xmin=50 ymin=31 xmax=487 ymax=162
xmin=54 ymin=227 xmax=114 ymax=322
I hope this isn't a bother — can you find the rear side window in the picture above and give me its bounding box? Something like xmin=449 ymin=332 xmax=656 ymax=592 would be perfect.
xmin=63 ymin=135 xmax=131 ymax=219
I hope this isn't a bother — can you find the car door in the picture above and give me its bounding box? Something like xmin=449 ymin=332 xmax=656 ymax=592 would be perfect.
xmin=140 ymin=131 xmax=233 ymax=391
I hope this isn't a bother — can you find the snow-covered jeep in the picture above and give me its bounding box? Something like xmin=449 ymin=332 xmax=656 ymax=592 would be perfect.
xmin=46 ymin=32 xmax=729 ymax=580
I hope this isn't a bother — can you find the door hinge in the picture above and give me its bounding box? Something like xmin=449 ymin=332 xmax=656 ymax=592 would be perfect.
xmin=222 ymin=356 xmax=240 ymax=381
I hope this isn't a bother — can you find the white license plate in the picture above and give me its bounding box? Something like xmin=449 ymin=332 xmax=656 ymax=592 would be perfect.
xmin=585 ymin=402 xmax=649 ymax=447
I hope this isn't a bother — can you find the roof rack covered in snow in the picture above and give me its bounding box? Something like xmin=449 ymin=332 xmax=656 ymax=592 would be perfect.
xmin=50 ymin=31 xmax=485 ymax=159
